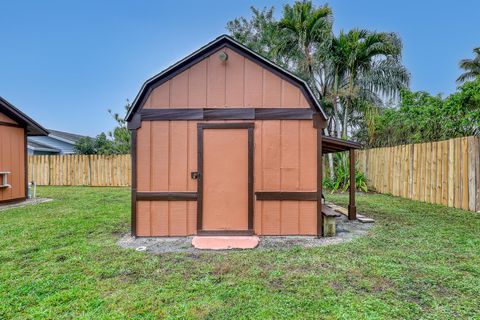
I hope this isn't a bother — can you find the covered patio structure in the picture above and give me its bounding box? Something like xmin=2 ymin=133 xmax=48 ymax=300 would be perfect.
xmin=322 ymin=135 xmax=362 ymax=219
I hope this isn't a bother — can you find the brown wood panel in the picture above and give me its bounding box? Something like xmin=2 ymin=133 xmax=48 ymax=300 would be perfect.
xmin=170 ymin=70 xmax=189 ymax=107
xmin=261 ymin=121 xmax=281 ymax=190
xmin=136 ymin=201 xmax=151 ymax=236
xmin=0 ymin=124 xmax=25 ymax=202
xmin=206 ymin=51 xmax=226 ymax=107
xmin=136 ymin=122 xmax=151 ymax=191
xmin=299 ymin=201 xmax=316 ymax=235
xmin=169 ymin=121 xmax=188 ymax=190
xmin=281 ymin=81 xmax=300 ymax=107
xmin=254 ymin=121 xmax=263 ymax=191
xmin=150 ymin=201 xmax=169 ymax=236
xmin=187 ymin=121 xmax=198 ymax=192
xmin=244 ymin=58 xmax=263 ymax=107
xmin=280 ymin=201 xmax=299 ymax=235
xmin=261 ymin=201 xmax=281 ymax=234
xmin=149 ymin=82 xmax=169 ymax=108
xmin=263 ymin=69 xmax=282 ymax=107
xmin=299 ymin=121 xmax=316 ymax=190
xmin=169 ymin=201 xmax=188 ymax=236
xmin=188 ymin=60 xmax=207 ymax=107
xmin=225 ymin=48 xmax=245 ymax=106
xmin=150 ymin=122 xmax=169 ymax=190
xmin=280 ymin=120 xmax=299 ymax=191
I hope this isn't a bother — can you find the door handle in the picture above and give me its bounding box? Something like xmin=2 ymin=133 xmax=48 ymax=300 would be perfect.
xmin=191 ymin=172 xmax=200 ymax=180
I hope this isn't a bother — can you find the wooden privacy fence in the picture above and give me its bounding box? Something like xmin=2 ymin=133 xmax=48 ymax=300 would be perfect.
xmin=28 ymin=155 xmax=131 ymax=187
xmin=356 ymin=136 xmax=480 ymax=212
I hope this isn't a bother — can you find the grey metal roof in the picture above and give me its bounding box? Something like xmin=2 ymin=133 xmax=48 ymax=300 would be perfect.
xmin=47 ymin=129 xmax=87 ymax=143
xmin=27 ymin=140 xmax=60 ymax=153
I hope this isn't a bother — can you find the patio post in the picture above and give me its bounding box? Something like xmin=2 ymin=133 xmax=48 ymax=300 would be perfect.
xmin=348 ymin=149 xmax=357 ymax=220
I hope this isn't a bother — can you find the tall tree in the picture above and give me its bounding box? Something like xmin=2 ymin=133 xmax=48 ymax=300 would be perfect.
xmin=457 ymin=47 xmax=480 ymax=84
xmin=330 ymin=29 xmax=409 ymax=137
xmin=274 ymin=1 xmax=332 ymax=96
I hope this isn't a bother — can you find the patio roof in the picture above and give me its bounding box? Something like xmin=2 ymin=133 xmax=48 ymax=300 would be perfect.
xmin=322 ymin=136 xmax=362 ymax=154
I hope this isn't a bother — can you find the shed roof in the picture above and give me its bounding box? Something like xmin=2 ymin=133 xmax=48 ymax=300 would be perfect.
xmin=322 ymin=136 xmax=362 ymax=154
xmin=126 ymin=34 xmax=328 ymax=121
xmin=0 ymin=96 xmax=48 ymax=136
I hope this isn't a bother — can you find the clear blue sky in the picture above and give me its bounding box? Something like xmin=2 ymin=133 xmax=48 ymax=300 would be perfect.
xmin=1 ymin=0 xmax=478 ymax=136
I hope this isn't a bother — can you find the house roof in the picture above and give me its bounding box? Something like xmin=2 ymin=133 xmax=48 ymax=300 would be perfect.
xmin=27 ymin=140 xmax=60 ymax=153
xmin=47 ymin=129 xmax=86 ymax=143
xmin=0 ymin=96 xmax=48 ymax=136
xmin=125 ymin=34 xmax=328 ymax=122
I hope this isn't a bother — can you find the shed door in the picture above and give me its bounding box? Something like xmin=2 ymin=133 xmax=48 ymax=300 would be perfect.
xmin=199 ymin=127 xmax=251 ymax=232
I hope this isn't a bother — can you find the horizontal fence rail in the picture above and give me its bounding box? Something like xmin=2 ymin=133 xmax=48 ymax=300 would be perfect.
xmin=28 ymin=155 xmax=131 ymax=187
xmin=355 ymin=136 xmax=480 ymax=212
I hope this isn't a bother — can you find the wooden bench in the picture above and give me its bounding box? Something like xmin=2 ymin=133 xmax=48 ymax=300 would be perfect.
xmin=322 ymin=206 xmax=340 ymax=237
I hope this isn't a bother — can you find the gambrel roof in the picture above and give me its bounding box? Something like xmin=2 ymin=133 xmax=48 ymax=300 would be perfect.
xmin=125 ymin=34 xmax=327 ymax=121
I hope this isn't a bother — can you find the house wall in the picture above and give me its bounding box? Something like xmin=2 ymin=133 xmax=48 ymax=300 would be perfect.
xmin=135 ymin=120 xmax=317 ymax=236
xmin=0 ymin=114 xmax=26 ymax=202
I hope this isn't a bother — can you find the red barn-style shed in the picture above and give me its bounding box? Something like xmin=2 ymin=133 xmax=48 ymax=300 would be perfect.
xmin=126 ymin=35 xmax=360 ymax=237
xmin=0 ymin=97 xmax=48 ymax=203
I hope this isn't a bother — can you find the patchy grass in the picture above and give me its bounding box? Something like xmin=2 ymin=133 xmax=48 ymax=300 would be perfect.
xmin=0 ymin=187 xmax=479 ymax=319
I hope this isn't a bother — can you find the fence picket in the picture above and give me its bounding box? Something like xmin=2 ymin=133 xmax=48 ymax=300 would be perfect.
xmin=28 ymin=154 xmax=131 ymax=187
xmin=354 ymin=136 xmax=478 ymax=211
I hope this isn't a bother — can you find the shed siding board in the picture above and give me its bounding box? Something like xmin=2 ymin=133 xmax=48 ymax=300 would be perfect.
xmin=169 ymin=121 xmax=188 ymax=190
xmin=244 ymin=59 xmax=263 ymax=107
xmin=225 ymin=48 xmax=245 ymax=106
xmin=135 ymin=119 xmax=317 ymax=235
xmin=206 ymin=52 xmax=226 ymax=107
xmin=188 ymin=60 xmax=207 ymax=107
xmin=0 ymin=124 xmax=25 ymax=202
xmin=136 ymin=122 xmax=151 ymax=191
xmin=142 ymin=47 xmax=309 ymax=110
xmin=150 ymin=122 xmax=169 ymax=190
xmin=263 ymin=69 xmax=282 ymax=107
xmin=170 ymin=70 xmax=189 ymax=108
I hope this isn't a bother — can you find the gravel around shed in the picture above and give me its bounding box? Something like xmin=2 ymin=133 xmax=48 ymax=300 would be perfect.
xmin=118 ymin=214 xmax=374 ymax=254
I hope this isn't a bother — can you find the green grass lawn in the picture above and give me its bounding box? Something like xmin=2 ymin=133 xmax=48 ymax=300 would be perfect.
xmin=0 ymin=187 xmax=479 ymax=319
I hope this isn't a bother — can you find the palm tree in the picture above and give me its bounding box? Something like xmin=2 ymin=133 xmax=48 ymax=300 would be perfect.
xmin=457 ymin=47 xmax=480 ymax=84
xmin=330 ymin=29 xmax=409 ymax=137
xmin=274 ymin=1 xmax=333 ymax=97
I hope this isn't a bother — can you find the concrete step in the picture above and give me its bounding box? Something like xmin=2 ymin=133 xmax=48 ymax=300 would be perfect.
xmin=192 ymin=236 xmax=260 ymax=250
